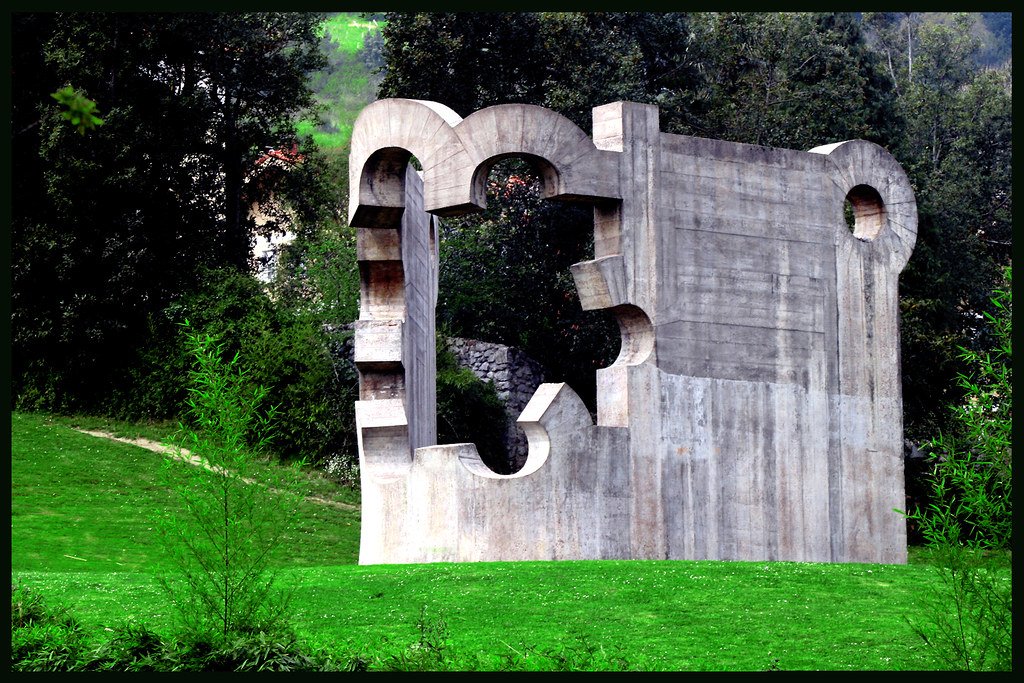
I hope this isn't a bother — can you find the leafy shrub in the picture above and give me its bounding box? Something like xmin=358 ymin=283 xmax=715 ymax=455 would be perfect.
xmin=86 ymin=622 xmax=167 ymax=671
xmin=370 ymin=605 xmax=646 ymax=672
xmin=10 ymin=585 xmax=341 ymax=672
xmin=255 ymin=320 xmax=358 ymax=468
xmin=175 ymin=267 xmax=358 ymax=467
xmin=11 ymin=585 xmax=649 ymax=672
xmin=268 ymin=223 xmax=360 ymax=326
xmin=165 ymin=629 xmax=330 ymax=672
xmin=10 ymin=583 xmax=89 ymax=672
xmin=501 ymin=634 xmax=636 ymax=672
xmin=12 ymin=582 xmax=61 ymax=629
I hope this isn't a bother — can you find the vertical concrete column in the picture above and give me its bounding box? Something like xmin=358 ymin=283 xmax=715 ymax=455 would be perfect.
xmin=591 ymin=102 xmax=665 ymax=559
xmin=399 ymin=166 xmax=438 ymax=452
xmin=811 ymin=140 xmax=916 ymax=564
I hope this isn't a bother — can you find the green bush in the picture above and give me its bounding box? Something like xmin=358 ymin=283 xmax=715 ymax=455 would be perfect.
xmin=502 ymin=634 xmax=636 ymax=672
xmin=903 ymin=267 xmax=1012 ymax=671
xmin=380 ymin=605 xmax=459 ymax=671
xmin=10 ymin=583 xmax=90 ymax=672
xmin=374 ymin=606 xmax=643 ymax=671
xmin=163 ymin=630 xmax=331 ymax=672
xmin=174 ymin=267 xmax=359 ymax=468
xmin=10 ymin=586 xmax=646 ymax=672
xmin=10 ymin=585 xmax=340 ymax=672
xmin=86 ymin=622 xmax=167 ymax=671
xmin=435 ymin=337 xmax=511 ymax=474
xmin=246 ymin=317 xmax=358 ymax=466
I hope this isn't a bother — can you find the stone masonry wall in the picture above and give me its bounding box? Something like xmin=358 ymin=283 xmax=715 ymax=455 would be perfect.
xmin=446 ymin=337 xmax=547 ymax=469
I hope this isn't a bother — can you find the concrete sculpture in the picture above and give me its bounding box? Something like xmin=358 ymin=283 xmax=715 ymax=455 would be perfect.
xmin=348 ymin=99 xmax=917 ymax=565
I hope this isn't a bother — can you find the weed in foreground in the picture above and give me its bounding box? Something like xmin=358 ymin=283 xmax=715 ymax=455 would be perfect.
xmin=498 ymin=632 xmax=638 ymax=672
xmin=155 ymin=320 xmax=302 ymax=643
xmin=379 ymin=605 xmax=458 ymax=671
xmin=10 ymin=583 xmax=90 ymax=672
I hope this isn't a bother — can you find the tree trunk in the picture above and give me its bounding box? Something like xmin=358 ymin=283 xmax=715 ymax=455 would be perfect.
xmin=222 ymin=99 xmax=250 ymax=272
xmin=906 ymin=17 xmax=914 ymax=84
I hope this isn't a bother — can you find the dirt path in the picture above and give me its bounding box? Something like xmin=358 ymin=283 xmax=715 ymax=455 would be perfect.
xmin=75 ymin=429 xmax=359 ymax=512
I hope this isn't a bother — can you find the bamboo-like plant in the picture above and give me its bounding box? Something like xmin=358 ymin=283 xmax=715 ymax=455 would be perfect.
xmin=903 ymin=267 xmax=1012 ymax=671
xmin=156 ymin=320 xmax=298 ymax=641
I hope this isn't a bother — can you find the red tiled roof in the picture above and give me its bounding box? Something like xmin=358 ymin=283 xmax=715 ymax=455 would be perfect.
xmin=255 ymin=142 xmax=304 ymax=167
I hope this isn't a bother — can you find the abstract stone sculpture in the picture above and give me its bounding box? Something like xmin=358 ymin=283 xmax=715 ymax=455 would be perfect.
xmin=348 ymin=99 xmax=917 ymax=565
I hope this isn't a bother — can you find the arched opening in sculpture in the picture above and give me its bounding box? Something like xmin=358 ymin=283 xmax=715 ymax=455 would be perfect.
xmin=436 ymin=154 xmax=621 ymax=474
xmin=352 ymin=132 xmax=634 ymax=476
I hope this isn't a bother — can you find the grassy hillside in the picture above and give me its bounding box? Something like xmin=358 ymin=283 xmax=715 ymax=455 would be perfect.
xmin=297 ymin=12 xmax=382 ymax=150
xmin=11 ymin=412 xmax=360 ymax=574
xmin=11 ymin=411 xmax=970 ymax=670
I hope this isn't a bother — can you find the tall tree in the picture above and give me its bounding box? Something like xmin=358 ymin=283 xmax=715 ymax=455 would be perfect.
xmin=875 ymin=14 xmax=1013 ymax=439
xmin=11 ymin=12 xmax=327 ymax=416
xmin=379 ymin=12 xmax=700 ymax=133
xmin=681 ymin=12 xmax=898 ymax=148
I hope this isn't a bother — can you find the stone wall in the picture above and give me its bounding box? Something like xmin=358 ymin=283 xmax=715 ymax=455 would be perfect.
xmin=447 ymin=337 xmax=547 ymax=469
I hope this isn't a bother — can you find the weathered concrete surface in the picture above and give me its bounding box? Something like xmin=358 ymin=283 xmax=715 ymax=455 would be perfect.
xmin=349 ymin=99 xmax=916 ymax=565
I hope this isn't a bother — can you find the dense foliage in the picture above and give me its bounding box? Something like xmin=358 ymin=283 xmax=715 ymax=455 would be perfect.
xmin=437 ymin=164 xmax=618 ymax=412
xmin=874 ymin=14 xmax=1013 ymax=439
xmin=11 ymin=583 xmax=338 ymax=672
xmin=904 ymin=268 xmax=1011 ymax=670
xmin=434 ymin=339 xmax=511 ymax=473
xmin=10 ymin=12 xmax=360 ymax=466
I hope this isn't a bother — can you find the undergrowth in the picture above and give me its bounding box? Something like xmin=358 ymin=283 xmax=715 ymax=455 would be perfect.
xmin=11 ymin=586 xmax=647 ymax=672
xmin=11 ymin=583 xmax=341 ymax=672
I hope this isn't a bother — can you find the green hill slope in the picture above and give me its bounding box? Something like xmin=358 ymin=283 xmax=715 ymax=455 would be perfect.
xmin=10 ymin=411 xmax=970 ymax=670
xmin=10 ymin=412 xmax=360 ymax=574
xmin=297 ymin=12 xmax=383 ymax=150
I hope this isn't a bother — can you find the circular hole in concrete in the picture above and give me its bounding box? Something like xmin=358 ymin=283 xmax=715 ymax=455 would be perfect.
xmin=845 ymin=184 xmax=886 ymax=241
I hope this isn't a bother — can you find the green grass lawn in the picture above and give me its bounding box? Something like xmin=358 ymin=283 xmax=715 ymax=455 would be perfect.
xmin=10 ymin=411 xmax=964 ymax=670
xmin=11 ymin=412 xmax=359 ymax=574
